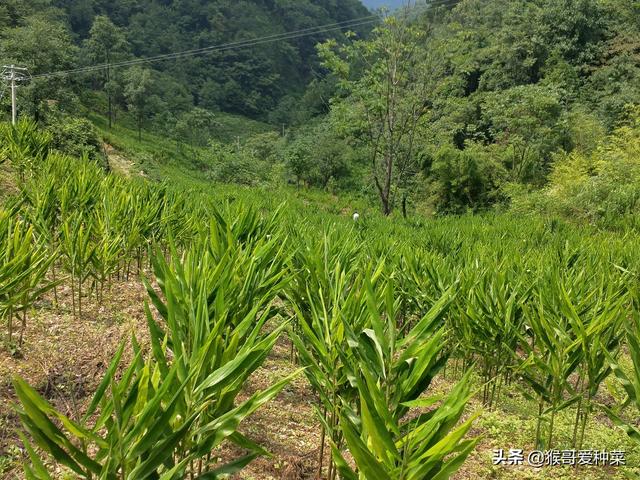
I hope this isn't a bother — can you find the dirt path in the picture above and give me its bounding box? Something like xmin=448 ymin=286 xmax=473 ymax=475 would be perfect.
xmin=103 ymin=143 xmax=137 ymax=178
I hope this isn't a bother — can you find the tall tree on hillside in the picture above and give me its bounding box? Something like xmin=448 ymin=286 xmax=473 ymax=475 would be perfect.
xmin=124 ymin=66 xmax=159 ymax=141
xmin=320 ymin=15 xmax=434 ymax=216
xmin=174 ymin=108 xmax=218 ymax=160
xmin=481 ymin=85 xmax=565 ymax=183
xmin=84 ymin=15 xmax=129 ymax=128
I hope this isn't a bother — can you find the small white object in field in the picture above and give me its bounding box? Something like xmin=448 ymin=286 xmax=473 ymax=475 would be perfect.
xmin=353 ymin=212 xmax=360 ymax=221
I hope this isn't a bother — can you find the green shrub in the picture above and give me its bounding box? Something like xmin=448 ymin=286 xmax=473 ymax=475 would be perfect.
xmin=428 ymin=143 xmax=506 ymax=214
xmin=505 ymin=107 xmax=640 ymax=229
xmin=46 ymin=117 xmax=105 ymax=165
xmin=541 ymin=108 xmax=640 ymax=227
xmin=205 ymin=141 xmax=270 ymax=186
xmin=0 ymin=120 xmax=52 ymax=180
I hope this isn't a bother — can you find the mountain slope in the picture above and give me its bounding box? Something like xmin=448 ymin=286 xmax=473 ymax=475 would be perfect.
xmin=362 ymin=0 xmax=411 ymax=10
xmin=0 ymin=0 xmax=372 ymax=121
xmin=53 ymin=0 xmax=372 ymax=116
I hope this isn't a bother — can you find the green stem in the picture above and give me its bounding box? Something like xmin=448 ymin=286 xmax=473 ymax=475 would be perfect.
xmin=579 ymin=397 xmax=591 ymax=450
xmin=548 ymin=398 xmax=557 ymax=449
xmin=7 ymin=307 xmax=13 ymax=345
xmin=318 ymin=404 xmax=327 ymax=479
xmin=535 ymin=400 xmax=544 ymax=449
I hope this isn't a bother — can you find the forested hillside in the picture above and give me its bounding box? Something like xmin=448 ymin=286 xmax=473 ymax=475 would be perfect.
xmin=1 ymin=0 xmax=639 ymax=224
xmin=362 ymin=0 xmax=410 ymax=10
xmin=0 ymin=0 xmax=371 ymax=119
xmin=286 ymin=0 xmax=640 ymax=221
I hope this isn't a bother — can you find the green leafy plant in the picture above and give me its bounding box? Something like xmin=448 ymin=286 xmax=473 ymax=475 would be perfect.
xmin=59 ymin=213 xmax=96 ymax=317
xmin=602 ymin=285 xmax=640 ymax=479
xmin=0 ymin=119 xmax=52 ymax=181
xmin=141 ymin=207 xmax=294 ymax=477
xmin=15 ymin=215 xmax=298 ymax=478
xmin=286 ymin=228 xmax=368 ymax=478
xmin=14 ymin=337 xmax=296 ymax=479
xmin=0 ymin=210 xmax=56 ymax=348
xmin=456 ymin=268 xmax=530 ymax=408
xmin=329 ymin=274 xmax=478 ymax=480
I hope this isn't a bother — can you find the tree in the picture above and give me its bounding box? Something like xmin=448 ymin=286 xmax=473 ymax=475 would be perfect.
xmin=320 ymin=15 xmax=434 ymax=216
xmin=119 ymin=0 xmax=370 ymax=118
xmin=428 ymin=143 xmax=506 ymax=213
xmin=123 ymin=67 xmax=158 ymax=141
xmin=243 ymin=131 xmax=283 ymax=164
xmin=0 ymin=14 xmax=78 ymax=123
xmin=84 ymin=15 xmax=129 ymax=128
xmin=542 ymin=107 xmax=640 ymax=225
xmin=174 ymin=108 xmax=218 ymax=159
xmin=284 ymin=136 xmax=315 ymax=187
xmin=205 ymin=141 xmax=269 ymax=186
xmin=481 ymin=85 xmax=566 ymax=183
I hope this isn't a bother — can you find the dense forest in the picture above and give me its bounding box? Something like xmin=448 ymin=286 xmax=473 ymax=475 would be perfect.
xmin=361 ymin=0 xmax=410 ymax=10
xmin=0 ymin=0 xmax=371 ymax=118
xmin=306 ymin=0 xmax=640 ymax=220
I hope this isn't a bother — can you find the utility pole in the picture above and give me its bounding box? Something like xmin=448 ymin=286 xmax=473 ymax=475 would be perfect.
xmin=1 ymin=65 xmax=30 ymax=125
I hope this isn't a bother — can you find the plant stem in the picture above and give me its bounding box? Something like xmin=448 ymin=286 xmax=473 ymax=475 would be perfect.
xmin=535 ymin=400 xmax=544 ymax=448
xmin=7 ymin=307 xmax=13 ymax=345
xmin=318 ymin=405 xmax=326 ymax=479
xmin=19 ymin=308 xmax=27 ymax=346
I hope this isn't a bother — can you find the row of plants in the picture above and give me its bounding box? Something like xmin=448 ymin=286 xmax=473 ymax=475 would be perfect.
xmin=13 ymin=206 xmax=299 ymax=478
xmin=284 ymin=226 xmax=640 ymax=477
xmin=2 ymin=119 xmax=640 ymax=478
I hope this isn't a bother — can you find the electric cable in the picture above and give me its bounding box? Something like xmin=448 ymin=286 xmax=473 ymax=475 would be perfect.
xmin=31 ymin=0 xmax=460 ymax=80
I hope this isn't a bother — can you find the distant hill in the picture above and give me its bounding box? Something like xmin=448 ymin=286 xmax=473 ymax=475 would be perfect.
xmin=1 ymin=0 xmax=371 ymax=119
xmin=361 ymin=0 xmax=412 ymax=10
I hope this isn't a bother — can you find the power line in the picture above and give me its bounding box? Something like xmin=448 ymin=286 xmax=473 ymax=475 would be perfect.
xmin=1 ymin=65 xmax=29 ymax=124
xmin=32 ymin=17 xmax=380 ymax=79
xmin=31 ymin=0 xmax=460 ymax=80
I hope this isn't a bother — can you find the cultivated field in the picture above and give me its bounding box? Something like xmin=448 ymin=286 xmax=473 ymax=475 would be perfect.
xmin=1 ymin=121 xmax=640 ymax=479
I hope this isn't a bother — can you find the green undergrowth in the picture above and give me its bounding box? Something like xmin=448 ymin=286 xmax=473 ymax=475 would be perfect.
xmin=431 ymin=364 xmax=640 ymax=480
xmin=87 ymin=108 xmax=273 ymax=184
xmin=87 ymin=111 xmax=379 ymax=219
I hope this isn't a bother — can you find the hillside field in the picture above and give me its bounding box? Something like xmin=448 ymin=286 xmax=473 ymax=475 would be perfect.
xmin=1 ymin=0 xmax=640 ymax=478
xmin=1 ymin=120 xmax=640 ymax=480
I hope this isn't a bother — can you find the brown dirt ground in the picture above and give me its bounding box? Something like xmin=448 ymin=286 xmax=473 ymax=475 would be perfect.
xmin=103 ymin=144 xmax=137 ymax=178
xmin=0 ymin=275 xmax=149 ymax=479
